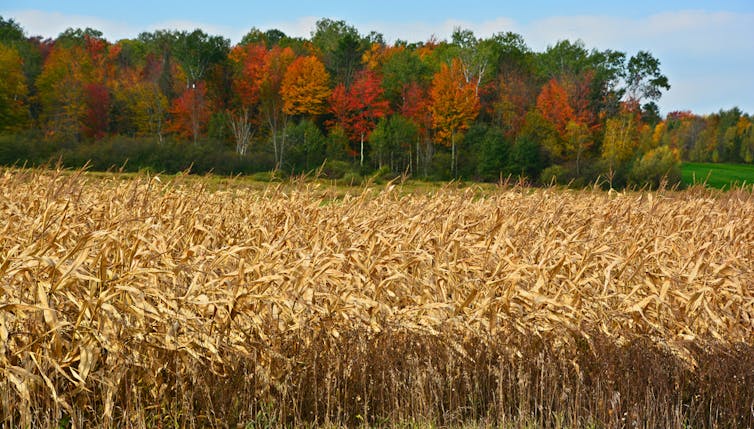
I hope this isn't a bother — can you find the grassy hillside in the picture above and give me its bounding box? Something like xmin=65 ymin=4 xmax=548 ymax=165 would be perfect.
xmin=682 ymin=162 xmax=754 ymax=188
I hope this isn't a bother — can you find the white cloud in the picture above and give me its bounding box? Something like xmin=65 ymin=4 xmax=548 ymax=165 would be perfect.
xmin=147 ymin=20 xmax=232 ymax=35
xmin=255 ymin=16 xmax=319 ymax=40
xmin=1 ymin=9 xmax=251 ymax=42
xmin=506 ymin=10 xmax=754 ymax=54
xmin=2 ymin=9 xmax=138 ymax=41
xmin=363 ymin=17 xmax=519 ymax=44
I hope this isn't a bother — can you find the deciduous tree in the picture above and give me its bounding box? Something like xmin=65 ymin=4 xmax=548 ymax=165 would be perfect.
xmin=173 ymin=29 xmax=230 ymax=88
xmin=602 ymin=110 xmax=640 ymax=184
xmin=399 ymin=82 xmax=433 ymax=175
xmin=168 ymin=81 xmax=210 ymax=144
xmin=430 ymin=58 xmax=480 ymax=176
xmin=36 ymin=44 xmax=89 ymax=140
xmin=282 ymin=55 xmax=331 ymax=116
xmin=329 ymin=69 xmax=390 ymax=166
xmin=494 ymin=70 xmax=535 ymax=136
xmin=311 ymin=18 xmax=364 ymax=87
xmin=83 ymin=83 xmax=110 ymax=139
xmin=0 ymin=43 xmax=28 ymax=132
xmin=737 ymin=117 xmax=754 ymax=163
xmin=624 ymin=51 xmax=670 ymax=108
xmin=369 ymin=114 xmax=419 ymax=172
xmin=227 ymin=43 xmax=266 ymax=155
xmin=564 ymin=120 xmax=592 ymax=176
xmin=536 ymin=78 xmax=574 ymax=135
xmin=260 ymin=46 xmax=295 ymax=166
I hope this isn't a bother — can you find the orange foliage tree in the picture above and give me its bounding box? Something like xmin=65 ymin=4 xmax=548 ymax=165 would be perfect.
xmin=281 ymin=56 xmax=331 ymax=117
xmin=430 ymin=58 xmax=480 ymax=176
xmin=227 ymin=43 xmax=267 ymax=154
xmin=536 ymin=78 xmax=594 ymax=164
xmin=279 ymin=55 xmax=331 ymax=168
xmin=536 ymin=78 xmax=574 ymax=135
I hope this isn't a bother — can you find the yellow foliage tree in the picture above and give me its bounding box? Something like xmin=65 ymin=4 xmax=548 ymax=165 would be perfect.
xmin=601 ymin=111 xmax=639 ymax=182
xmin=113 ymin=77 xmax=168 ymax=141
xmin=737 ymin=117 xmax=754 ymax=163
xmin=36 ymin=45 xmax=91 ymax=140
xmin=0 ymin=43 xmax=28 ymax=132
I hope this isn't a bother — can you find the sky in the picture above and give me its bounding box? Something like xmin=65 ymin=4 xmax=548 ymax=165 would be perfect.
xmin=2 ymin=0 xmax=753 ymax=115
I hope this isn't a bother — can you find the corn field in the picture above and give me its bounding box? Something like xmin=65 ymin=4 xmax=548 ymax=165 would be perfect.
xmin=1 ymin=168 xmax=753 ymax=428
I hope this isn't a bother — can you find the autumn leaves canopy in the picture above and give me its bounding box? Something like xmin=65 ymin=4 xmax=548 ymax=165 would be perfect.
xmin=3 ymin=16 xmax=715 ymax=185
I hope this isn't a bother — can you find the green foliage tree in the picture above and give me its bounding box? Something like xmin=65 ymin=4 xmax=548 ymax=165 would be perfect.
xmin=285 ymin=119 xmax=326 ymax=171
xmin=624 ymin=51 xmax=670 ymax=106
xmin=0 ymin=16 xmax=25 ymax=43
xmin=471 ymin=124 xmax=510 ymax=181
xmin=311 ymin=18 xmax=365 ymax=87
xmin=240 ymin=27 xmax=289 ymax=49
xmin=450 ymin=28 xmax=497 ymax=95
xmin=369 ymin=114 xmax=419 ymax=172
xmin=536 ymin=40 xmax=592 ymax=80
xmin=379 ymin=48 xmax=432 ymax=109
xmin=172 ymin=29 xmax=230 ymax=88
xmin=510 ymin=135 xmax=544 ymax=179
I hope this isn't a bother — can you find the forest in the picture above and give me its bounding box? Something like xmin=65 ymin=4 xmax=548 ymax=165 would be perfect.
xmin=1 ymin=16 xmax=752 ymax=187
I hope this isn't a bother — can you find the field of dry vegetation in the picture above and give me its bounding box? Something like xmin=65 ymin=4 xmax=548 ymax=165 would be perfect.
xmin=1 ymin=167 xmax=753 ymax=428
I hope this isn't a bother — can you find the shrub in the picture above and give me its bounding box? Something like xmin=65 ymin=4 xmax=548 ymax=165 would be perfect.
xmin=629 ymin=146 xmax=682 ymax=188
xmin=339 ymin=171 xmax=363 ymax=186
xmin=370 ymin=165 xmax=399 ymax=184
xmin=321 ymin=160 xmax=354 ymax=179
xmin=539 ymin=165 xmax=570 ymax=185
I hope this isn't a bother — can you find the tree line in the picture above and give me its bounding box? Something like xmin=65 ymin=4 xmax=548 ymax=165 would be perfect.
xmin=0 ymin=16 xmax=751 ymax=186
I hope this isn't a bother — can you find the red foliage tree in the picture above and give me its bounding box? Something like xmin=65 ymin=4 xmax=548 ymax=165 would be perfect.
xmin=168 ymin=81 xmax=210 ymax=144
xmin=83 ymin=83 xmax=110 ymax=140
xmin=329 ymin=69 xmax=391 ymax=166
xmin=401 ymin=82 xmax=431 ymax=134
xmin=495 ymin=71 xmax=536 ymax=137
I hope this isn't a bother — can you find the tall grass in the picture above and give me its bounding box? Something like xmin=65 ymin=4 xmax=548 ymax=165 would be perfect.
xmin=1 ymin=168 xmax=752 ymax=428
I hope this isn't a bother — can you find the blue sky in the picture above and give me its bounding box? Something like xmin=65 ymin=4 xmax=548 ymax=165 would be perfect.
xmin=2 ymin=1 xmax=753 ymax=115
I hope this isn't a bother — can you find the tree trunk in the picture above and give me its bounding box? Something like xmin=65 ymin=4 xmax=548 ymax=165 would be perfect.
xmin=270 ymin=127 xmax=280 ymax=165
xmin=360 ymin=132 xmax=365 ymax=167
xmin=451 ymin=132 xmax=456 ymax=177
xmin=279 ymin=115 xmax=288 ymax=168
xmin=409 ymin=142 xmax=413 ymax=176
xmin=191 ymin=87 xmax=199 ymax=145
xmin=229 ymin=108 xmax=254 ymax=156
